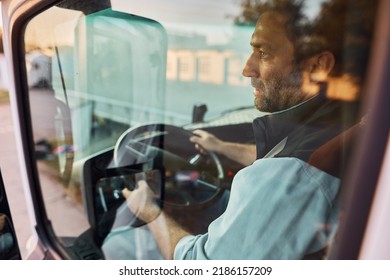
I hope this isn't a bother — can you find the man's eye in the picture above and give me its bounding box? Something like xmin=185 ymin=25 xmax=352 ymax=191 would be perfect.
xmin=258 ymin=50 xmax=269 ymax=59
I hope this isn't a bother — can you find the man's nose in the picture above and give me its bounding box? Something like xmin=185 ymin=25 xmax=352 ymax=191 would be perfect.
xmin=242 ymin=53 xmax=259 ymax=78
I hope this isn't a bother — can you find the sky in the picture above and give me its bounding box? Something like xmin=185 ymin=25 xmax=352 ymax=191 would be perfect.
xmin=110 ymin=0 xmax=326 ymax=45
xmin=112 ymin=0 xmax=326 ymax=22
xmin=0 ymin=0 xmax=326 ymax=28
xmin=112 ymin=0 xmax=240 ymax=25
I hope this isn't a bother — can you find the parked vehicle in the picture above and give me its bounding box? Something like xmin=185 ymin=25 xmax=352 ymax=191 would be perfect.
xmin=0 ymin=0 xmax=389 ymax=260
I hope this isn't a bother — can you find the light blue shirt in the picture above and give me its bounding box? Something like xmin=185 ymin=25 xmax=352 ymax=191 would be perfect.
xmin=174 ymin=157 xmax=340 ymax=260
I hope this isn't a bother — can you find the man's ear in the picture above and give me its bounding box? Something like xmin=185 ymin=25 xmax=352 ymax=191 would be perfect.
xmin=307 ymin=51 xmax=335 ymax=82
xmin=300 ymin=51 xmax=335 ymax=96
xmin=315 ymin=51 xmax=335 ymax=74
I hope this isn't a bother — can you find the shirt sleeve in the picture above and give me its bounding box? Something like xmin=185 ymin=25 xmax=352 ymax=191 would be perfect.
xmin=174 ymin=157 xmax=340 ymax=260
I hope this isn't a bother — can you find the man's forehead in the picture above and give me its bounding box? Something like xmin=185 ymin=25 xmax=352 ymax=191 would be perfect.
xmin=257 ymin=11 xmax=290 ymax=27
xmin=250 ymin=38 xmax=273 ymax=49
xmin=250 ymin=13 xmax=290 ymax=49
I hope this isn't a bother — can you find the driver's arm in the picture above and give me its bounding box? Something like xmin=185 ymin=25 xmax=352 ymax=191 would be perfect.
xmin=123 ymin=181 xmax=190 ymax=259
xmin=190 ymin=129 xmax=256 ymax=166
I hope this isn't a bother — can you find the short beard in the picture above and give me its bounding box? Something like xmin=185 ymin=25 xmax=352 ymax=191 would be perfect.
xmin=252 ymin=67 xmax=308 ymax=113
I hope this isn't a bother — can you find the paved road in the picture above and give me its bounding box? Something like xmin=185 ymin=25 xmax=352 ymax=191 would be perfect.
xmin=0 ymin=99 xmax=32 ymax=259
xmin=0 ymin=93 xmax=88 ymax=259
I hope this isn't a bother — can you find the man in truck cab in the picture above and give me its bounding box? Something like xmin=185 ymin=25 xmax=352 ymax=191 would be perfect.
xmin=103 ymin=1 xmax=376 ymax=259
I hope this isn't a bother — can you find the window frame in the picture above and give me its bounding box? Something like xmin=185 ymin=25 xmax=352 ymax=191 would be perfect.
xmin=4 ymin=0 xmax=389 ymax=259
xmin=328 ymin=0 xmax=390 ymax=259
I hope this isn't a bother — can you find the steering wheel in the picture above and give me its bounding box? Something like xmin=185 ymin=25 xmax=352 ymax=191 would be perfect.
xmin=112 ymin=123 xmax=225 ymax=210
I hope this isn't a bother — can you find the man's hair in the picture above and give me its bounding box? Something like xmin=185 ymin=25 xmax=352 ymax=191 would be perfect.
xmin=240 ymin=0 xmax=379 ymax=80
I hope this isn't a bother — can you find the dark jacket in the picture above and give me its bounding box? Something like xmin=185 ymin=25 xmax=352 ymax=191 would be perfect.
xmin=253 ymin=92 xmax=360 ymax=178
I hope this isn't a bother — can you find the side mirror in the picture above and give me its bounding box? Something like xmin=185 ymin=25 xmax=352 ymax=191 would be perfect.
xmin=82 ymin=148 xmax=157 ymax=242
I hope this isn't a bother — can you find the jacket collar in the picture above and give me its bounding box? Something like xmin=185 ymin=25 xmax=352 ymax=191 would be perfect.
xmin=252 ymin=91 xmax=356 ymax=162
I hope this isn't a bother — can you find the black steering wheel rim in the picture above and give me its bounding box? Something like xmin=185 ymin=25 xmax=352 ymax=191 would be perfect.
xmin=112 ymin=123 xmax=225 ymax=210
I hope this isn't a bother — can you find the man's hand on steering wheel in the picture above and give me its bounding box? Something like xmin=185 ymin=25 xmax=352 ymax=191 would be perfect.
xmin=190 ymin=129 xmax=224 ymax=155
xmin=123 ymin=172 xmax=161 ymax=223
